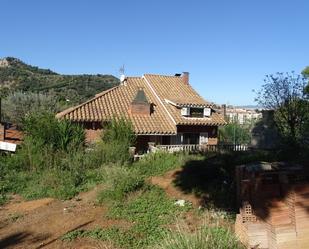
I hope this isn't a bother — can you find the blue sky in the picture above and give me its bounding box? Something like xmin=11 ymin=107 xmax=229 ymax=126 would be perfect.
xmin=1 ymin=0 xmax=308 ymax=105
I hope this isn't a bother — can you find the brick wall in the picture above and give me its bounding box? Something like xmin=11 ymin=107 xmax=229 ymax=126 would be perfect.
xmin=129 ymin=103 xmax=151 ymax=116
xmin=85 ymin=129 xmax=102 ymax=143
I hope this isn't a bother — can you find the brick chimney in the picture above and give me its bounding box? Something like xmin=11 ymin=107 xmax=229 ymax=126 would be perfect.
xmin=130 ymin=88 xmax=151 ymax=116
xmin=182 ymin=72 xmax=189 ymax=84
xmin=222 ymin=104 xmax=227 ymax=120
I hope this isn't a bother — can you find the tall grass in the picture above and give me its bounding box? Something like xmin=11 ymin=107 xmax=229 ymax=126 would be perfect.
xmin=0 ymin=112 xmax=99 ymax=201
xmin=154 ymin=214 xmax=244 ymax=249
xmin=97 ymin=166 xmax=144 ymax=202
xmin=0 ymin=114 xmax=139 ymax=202
xmin=133 ymin=151 xmax=202 ymax=177
xmin=23 ymin=111 xmax=85 ymax=152
xmin=154 ymin=225 xmax=243 ymax=249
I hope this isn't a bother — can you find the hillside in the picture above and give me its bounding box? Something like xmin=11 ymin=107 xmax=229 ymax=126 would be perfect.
xmin=0 ymin=57 xmax=119 ymax=104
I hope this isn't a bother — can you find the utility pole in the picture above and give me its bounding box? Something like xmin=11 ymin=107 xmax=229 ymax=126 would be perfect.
xmin=233 ymin=108 xmax=237 ymax=148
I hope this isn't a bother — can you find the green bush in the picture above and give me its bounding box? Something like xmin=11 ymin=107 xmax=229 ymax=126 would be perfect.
xmin=102 ymin=117 xmax=135 ymax=145
xmin=92 ymin=117 xmax=136 ymax=165
xmin=0 ymin=114 xmax=139 ymax=203
xmin=93 ymin=141 xmax=132 ymax=165
xmin=23 ymin=111 xmax=85 ymax=152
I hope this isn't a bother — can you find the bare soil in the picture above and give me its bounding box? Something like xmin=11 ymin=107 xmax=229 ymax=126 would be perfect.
xmin=0 ymin=186 xmax=127 ymax=249
xmin=149 ymin=168 xmax=202 ymax=207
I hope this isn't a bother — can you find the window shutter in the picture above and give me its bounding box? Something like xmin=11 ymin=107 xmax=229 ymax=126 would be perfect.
xmin=203 ymin=108 xmax=211 ymax=117
xmin=181 ymin=107 xmax=190 ymax=116
xmin=199 ymin=133 xmax=208 ymax=145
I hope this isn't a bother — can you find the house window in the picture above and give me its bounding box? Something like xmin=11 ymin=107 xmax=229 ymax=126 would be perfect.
xmin=183 ymin=133 xmax=199 ymax=144
xmin=189 ymin=108 xmax=204 ymax=118
xmin=181 ymin=107 xmax=211 ymax=118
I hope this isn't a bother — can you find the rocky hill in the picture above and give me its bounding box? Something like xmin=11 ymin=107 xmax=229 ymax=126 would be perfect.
xmin=0 ymin=57 xmax=119 ymax=104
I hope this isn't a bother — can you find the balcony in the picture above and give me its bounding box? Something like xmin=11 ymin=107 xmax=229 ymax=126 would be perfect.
xmin=151 ymin=143 xmax=248 ymax=153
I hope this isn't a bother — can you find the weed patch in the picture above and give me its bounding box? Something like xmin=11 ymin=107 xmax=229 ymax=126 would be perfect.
xmin=102 ymin=185 xmax=189 ymax=248
xmin=133 ymin=152 xmax=202 ymax=178
xmin=154 ymin=224 xmax=244 ymax=249
xmin=97 ymin=167 xmax=144 ymax=203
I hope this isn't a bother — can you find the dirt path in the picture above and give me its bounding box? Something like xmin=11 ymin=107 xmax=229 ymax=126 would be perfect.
xmin=150 ymin=169 xmax=202 ymax=207
xmin=0 ymin=186 xmax=124 ymax=249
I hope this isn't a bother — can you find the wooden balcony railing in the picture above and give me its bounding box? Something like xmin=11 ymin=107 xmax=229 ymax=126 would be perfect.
xmin=154 ymin=143 xmax=248 ymax=153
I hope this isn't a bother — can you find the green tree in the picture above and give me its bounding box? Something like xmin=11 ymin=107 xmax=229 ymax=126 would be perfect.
xmin=303 ymin=67 xmax=309 ymax=93
xmin=255 ymin=72 xmax=309 ymax=145
xmin=303 ymin=67 xmax=309 ymax=77
xmin=219 ymin=122 xmax=252 ymax=145
xmin=2 ymin=91 xmax=60 ymax=127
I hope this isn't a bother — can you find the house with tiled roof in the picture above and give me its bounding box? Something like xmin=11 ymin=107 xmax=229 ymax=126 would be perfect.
xmin=56 ymin=72 xmax=226 ymax=153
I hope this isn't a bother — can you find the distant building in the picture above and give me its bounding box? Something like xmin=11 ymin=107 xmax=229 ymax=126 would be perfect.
xmin=225 ymin=107 xmax=262 ymax=124
xmin=213 ymin=105 xmax=262 ymax=124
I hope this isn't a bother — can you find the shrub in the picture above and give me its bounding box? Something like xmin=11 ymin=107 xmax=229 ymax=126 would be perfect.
xmin=23 ymin=111 xmax=85 ymax=152
xmin=93 ymin=141 xmax=133 ymax=165
xmin=0 ymin=145 xmax=107 ymax=202
xmin=93 ymin=117 xmax=136 ymax=164
xmin=0 ymin=114 xmax=139 ymax=203
xmin=102 ymin=117 xmax=135 ymax=144
xmin=12 ymin=138 xmax=51 ymax=171
xmin=97 ymin=167 xmax=144 ymax=202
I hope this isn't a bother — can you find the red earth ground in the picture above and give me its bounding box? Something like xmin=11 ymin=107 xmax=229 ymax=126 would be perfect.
xmin=0 ymin=170 xmax=203 ymax=249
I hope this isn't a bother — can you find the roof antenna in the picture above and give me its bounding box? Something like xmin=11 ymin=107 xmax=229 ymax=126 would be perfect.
xmin=119 ymin=64 xmax=126 ymax=85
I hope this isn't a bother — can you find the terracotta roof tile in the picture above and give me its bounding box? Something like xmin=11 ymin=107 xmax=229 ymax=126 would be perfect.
xmin=144 ymin=74 xmax=226 ymax=126
xmin=56 ymin=73 xmax=226 ymax=133
xmin=56 ymin=77 xmax=176 ymax=134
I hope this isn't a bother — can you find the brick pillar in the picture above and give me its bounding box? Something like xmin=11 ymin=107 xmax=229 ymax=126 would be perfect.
xmin=0 ymin=124 xmax=5 ymax=141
